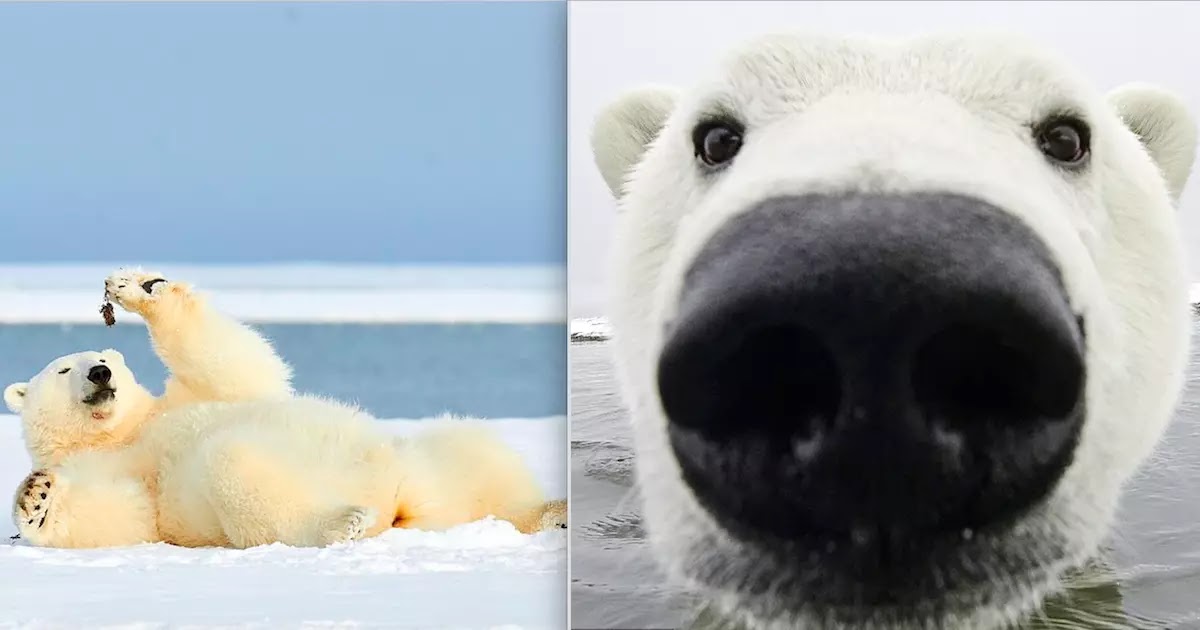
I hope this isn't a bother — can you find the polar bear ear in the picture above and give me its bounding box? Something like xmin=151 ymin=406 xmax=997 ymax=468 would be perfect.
xmin=591 ymin=86 xmax=679 ymax=199
xmin=1107 ymin=84 xmax=1198 ymax=202
xmin=4 ymin=383 xmax=27 ymax=413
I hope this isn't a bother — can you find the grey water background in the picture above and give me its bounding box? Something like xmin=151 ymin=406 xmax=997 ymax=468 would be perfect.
xmin=0 ymin=323 xmax=567 ymax=420
xmin=570 ymin=334 xmax=1200 ymax=630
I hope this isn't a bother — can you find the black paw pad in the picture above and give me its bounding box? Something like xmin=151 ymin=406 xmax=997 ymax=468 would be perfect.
xmin=141 ymin=278 xmax=167 ymax=294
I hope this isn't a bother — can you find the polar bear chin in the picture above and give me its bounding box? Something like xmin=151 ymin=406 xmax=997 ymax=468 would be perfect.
xmin=592 ymin=33 xmax=1196 ymax=629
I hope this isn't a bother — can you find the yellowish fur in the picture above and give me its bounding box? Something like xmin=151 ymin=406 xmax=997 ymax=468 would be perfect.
xmin=17 ymin=397 xmax=566 ymax=549
xmin=137 ymin=280 xmax=293 ymax=408
xmin=25 ymin=385 xmax=156 ymax=469
xmin=10 ymin=269 xmax=566 ymax=549
xmin=391 ymin=418 xmax=563 ymax=534
xmin=5 ymin=269 xmax=292 ymax=468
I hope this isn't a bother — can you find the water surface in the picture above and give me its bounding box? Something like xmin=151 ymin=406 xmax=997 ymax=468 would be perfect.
xmin=570 ymin=336 xmax=1200 ymax=629
xmin=0 ymin=323 xmax=567 ymax=419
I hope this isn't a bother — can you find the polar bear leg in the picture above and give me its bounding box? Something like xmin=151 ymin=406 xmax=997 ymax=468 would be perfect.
xmin=305 ymin=505 xmax=380 ymax=546
xmin=198 ymin=437 xmax=382 ymax=549
xmin=497 ymin=498 xmax=568 ymax=534
xmin=104 ymin=268 xmax=293 ymax=406
xmin=13 ymin=451 xmax=158 ymax=549
xmin=393 ymin=420 xmax=568 ymax=534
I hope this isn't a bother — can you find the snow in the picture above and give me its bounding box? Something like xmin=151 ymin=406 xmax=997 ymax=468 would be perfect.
xmin=0 ymin=416 xmax=567 ymax=629
xmin=0 ymin=264 xmax=565 ymax=324
xmin=568 ymin=317 xmax=611 ymax=342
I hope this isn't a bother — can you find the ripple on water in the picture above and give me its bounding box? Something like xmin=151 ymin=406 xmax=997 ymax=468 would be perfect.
xmin=570 ymin=332 xmax=1200 ymax=629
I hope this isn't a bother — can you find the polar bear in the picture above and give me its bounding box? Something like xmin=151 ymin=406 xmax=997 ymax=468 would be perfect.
xmin=590 ymin=33 xmax=1196 ymax=629
xmin=10 ymin=271 xmax=566 ymax=548
xmin=5 ymin=270 xmax=293 ymax=469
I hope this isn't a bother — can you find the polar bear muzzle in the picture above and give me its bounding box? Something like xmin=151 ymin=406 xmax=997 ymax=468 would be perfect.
xmin=657 ymin=191 xmax=1086 ymax=572
xmin=82 ymin=364 xmax=116 ymax=404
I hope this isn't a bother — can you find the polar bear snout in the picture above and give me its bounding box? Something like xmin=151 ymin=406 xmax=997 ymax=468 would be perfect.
xmin=87 ymin=365 xmax=112 ymax=385
xmin=81 ymin=365 xmax=117 ymax=405
xmin=657 ymin=192 xmax=1086 ymax=556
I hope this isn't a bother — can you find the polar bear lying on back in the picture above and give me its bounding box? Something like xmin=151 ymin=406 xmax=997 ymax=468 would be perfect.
xmin=5 ymin=271 xmax=294 ymax=469
xmin=7 ymin=269 xmax=566 ymax=548
xmin=592 ymin=33 xmax=1195 ymax=629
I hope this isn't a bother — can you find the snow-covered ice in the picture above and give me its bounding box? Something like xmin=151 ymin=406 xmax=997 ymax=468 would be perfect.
xmin=568 ymin=318 xmax=611 ymax=342
xmin=0 ymin=416 xmax=567 ymax=629
xmin=0 ymin=264 xmax=565 ymax=324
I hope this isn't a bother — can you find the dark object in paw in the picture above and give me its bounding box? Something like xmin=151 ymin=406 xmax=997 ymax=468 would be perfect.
xmin=100 ymin=302 xmax=115 ymax=326
xmin=141 ymin=278 xmax=166 ymax=294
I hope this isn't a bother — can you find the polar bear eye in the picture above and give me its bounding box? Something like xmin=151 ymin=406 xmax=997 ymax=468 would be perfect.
xmin=693 ymin=121 xmax=744 ymax=167
xmin=1036 ymin=118 xmax=1090 ymax=166
xmin=57 ymin=368 xmax=70 ymax=374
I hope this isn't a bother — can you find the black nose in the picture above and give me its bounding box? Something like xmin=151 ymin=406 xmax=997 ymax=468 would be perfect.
xmin=87 ymin=365 xmax=112 ymax=385
xmin=658 ymin=192 xmax=1085 ymax=547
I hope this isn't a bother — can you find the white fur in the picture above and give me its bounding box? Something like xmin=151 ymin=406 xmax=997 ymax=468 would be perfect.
xmin=592 ymin=32 xmax=1196 ymax=629
xmin=5 ymin=349 xmax=149 ymax=467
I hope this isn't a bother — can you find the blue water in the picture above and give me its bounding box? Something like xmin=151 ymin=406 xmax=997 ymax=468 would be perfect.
xmin=0 ymin=324 xmax=566 ymax=419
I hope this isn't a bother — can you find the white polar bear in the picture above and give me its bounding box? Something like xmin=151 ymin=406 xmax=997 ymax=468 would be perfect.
xmin=591 ymin=33 xmax=1195 ymax=629
xmin=9 ymin=270 xmax=566 ymax=549
xmin=5 ymin=272 xmax=293 ymax=469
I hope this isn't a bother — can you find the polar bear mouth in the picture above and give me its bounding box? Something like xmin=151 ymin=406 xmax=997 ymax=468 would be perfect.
xmin=82 ymin=387 xmax=116 ymax=405
xmin=683 ymin=504 xmax=1061 ymax=613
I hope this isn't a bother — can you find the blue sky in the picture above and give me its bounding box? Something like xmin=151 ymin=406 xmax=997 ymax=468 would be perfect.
xmin=0 ymin=2 xmax=565 ymax=265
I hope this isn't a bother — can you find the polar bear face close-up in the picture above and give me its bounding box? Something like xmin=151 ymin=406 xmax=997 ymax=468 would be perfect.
xmin=591 ymin=33 xmax=1197 ymax=629
xmin=5 ymin=350 xmax=144 ymax=453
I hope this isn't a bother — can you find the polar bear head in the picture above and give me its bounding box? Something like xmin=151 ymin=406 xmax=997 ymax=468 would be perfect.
xmin=591 ymin=33 xmax=1196 ymax=628
xmin=5 ymin=349 xmax=151 ymax=467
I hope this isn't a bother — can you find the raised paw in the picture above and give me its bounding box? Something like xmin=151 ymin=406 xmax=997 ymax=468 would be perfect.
xmin=103 ymin=268 xmax=176 ymax=315
xmin=318 ymin=506 xmax=378 ymax=547
xmin=12 ymin=470 xmax=63 ymax=545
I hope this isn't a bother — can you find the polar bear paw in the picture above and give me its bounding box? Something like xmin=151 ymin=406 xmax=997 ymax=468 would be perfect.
xmin=539 ymin=499 xmax=568 ymax=531
xmin=12 ymin=470 xmax=64 ymax=545
xmin=104 ymin=268 xmax=183 ymax=316
xmin=501 ymin=499 xmax=568 ymax=534
xmin=317 ymin=506 xmax=378 ymax=546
